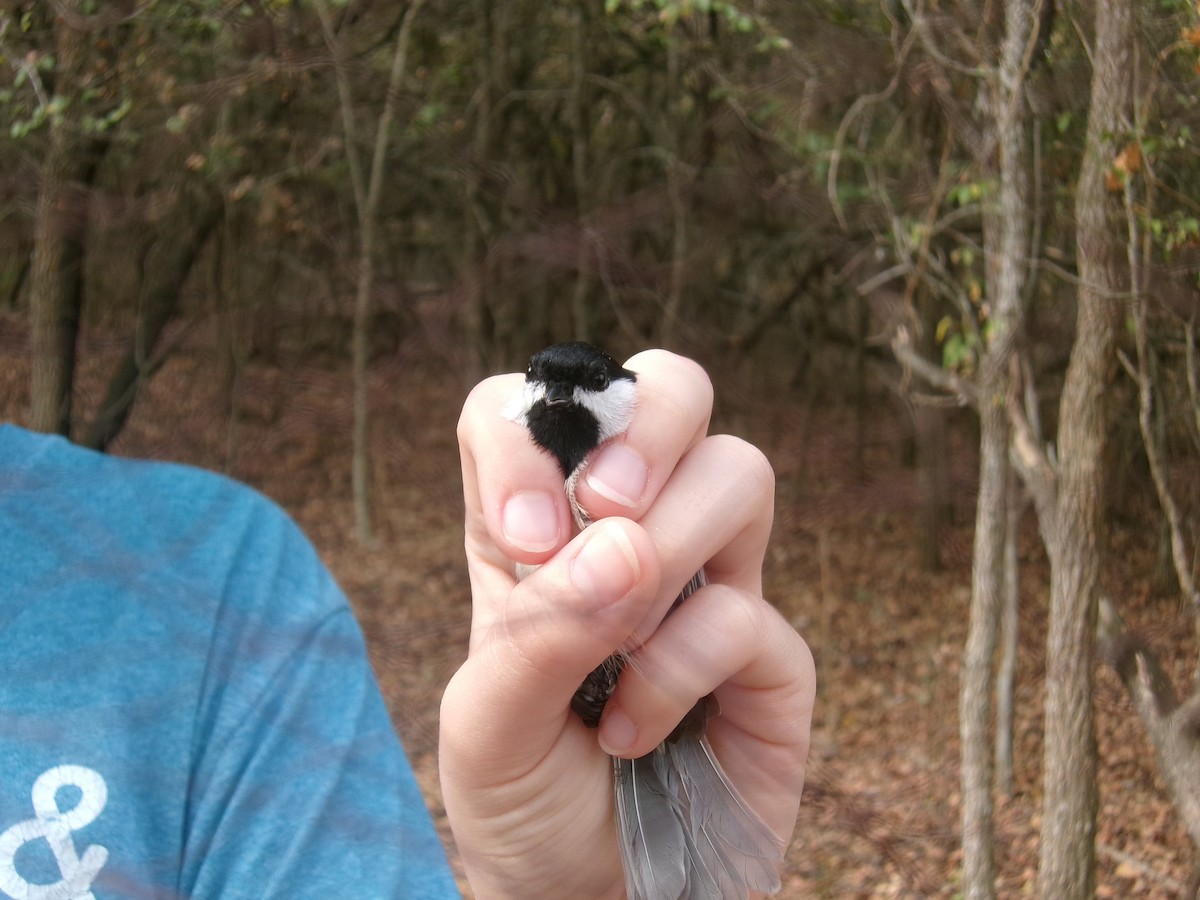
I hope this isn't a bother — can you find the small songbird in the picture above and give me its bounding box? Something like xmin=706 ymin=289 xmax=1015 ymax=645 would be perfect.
xmin=503 ymin=341 xmax=783 ymax=900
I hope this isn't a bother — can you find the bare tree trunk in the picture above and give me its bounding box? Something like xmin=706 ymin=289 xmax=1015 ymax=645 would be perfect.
xmin=1036 ymin=2 xmax=1133 ymax=896
xmin=911 ymin=276 xmax=948 ymax=571
xmin=28 ymin=12 xmax=104 ymax=436
xmin=569 ymin=4 xmax=592 ymax=344
xmin=995 ymin=478 xmax=1022 ymax=797
xmin=1099 ymin=261 xmax=1200 ymax=882
xmin=29 ymin=139 xmax=86 ymax=436
xmin=1100 ymin=301 xmax=1200 ymax=879
xmin=462 ymin=0 xmax=510 ymax=373
xmin=960 ymin=396 xmax=1009 ymax=900
xmin=958 ymin=3 xmax=1037 ymax=896
xmin=317 ymin=0 xmax=426 ymax=543
xmin=660 ymin=35 xmax=688 ymax=348
xmin=1100 ymin=606 xmax=1200 ymax=888
xmin=82 ymin=187 xmax=222 ymax=451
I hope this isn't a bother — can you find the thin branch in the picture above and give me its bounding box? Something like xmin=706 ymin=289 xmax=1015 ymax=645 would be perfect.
xmin=0 ymin=16 xmax=49 ymax=110
xmin=1096 ymin=843 xmax=1189 ymax=897
xmin=899 ymin=134 xmax=957 ymax=312
xmin=1020 ymin=118 xmax=1044 ymax=310
xmin=315 ymin=0 xmax=366 ymax=216
xmin=854 ymin=262 xmax=912 ymax=298
xmin=899 ymin=0 xmax=989 ymax=78
xmin=314 ymin=0 xmax=426 ymax=543
xmin=364 ymin=0 xmax=425 ymax=229
xmin=1122 ymin=318 xmax=1200 ymax=664
xmin=1188 ymin=322 xmax=1200 ymax=449
xmin=890 ymin=324 xmax=979 ymax=408
xmin=994 ymin=0 xmax=1048 ymax=133
xmin=1120 ymin=125 xmax=1200 ymax=678
xmin=1005 ymin=353 xmax=1057 ymax=526
xmin=48 ymin=0 xmax=150 ymax=29
xmin=827 ymin=26 xmax=917 ymax=229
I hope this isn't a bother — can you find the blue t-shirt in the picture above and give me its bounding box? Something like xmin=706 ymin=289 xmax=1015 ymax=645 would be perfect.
xmin=0 ymin=426 xmax=458 ymax=899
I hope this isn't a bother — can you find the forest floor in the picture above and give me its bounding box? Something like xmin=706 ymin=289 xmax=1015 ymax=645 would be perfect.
xmin=2 ymin=319 xmax=1195 ymax=898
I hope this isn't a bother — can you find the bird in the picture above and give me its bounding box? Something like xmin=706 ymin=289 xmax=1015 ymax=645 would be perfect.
xmin=503 ymin=341 xmax=784 ymax=900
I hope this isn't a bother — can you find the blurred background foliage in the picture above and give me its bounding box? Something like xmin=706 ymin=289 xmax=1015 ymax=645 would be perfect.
xmin=2 ymin=1 xmax=1196 ymax=418
xmin=2 ymin=1 xmax=1197 ymax=396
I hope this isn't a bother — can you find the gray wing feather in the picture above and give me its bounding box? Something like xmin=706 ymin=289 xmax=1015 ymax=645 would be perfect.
xmin=617 ymin=738 xmax=783 ymax=899
xmin=616 ymin=753 xmax=688 ymax=900
xmin=670 ymin=736 xmax=784 ymax=893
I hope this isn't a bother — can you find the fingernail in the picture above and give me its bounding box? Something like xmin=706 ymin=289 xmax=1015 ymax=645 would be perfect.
xmin=585 ymin=444 xmax=648 ymax=508
xmin=502 ymin=491 xmax=561 ymax=553
xmin=599 ymin=707 xmax=638 ymax=755
xmin=571 ymin=521 xmax=640 ymax=605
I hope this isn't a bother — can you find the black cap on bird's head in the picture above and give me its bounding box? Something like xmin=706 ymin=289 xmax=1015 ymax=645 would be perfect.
xmin=503 ymin=342 xmax=638 ymax=477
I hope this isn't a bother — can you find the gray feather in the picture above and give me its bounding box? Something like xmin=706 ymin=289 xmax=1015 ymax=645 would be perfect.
xmin=670 ymin=736 xmax=784 ymax=893
xmin=605 ymin=563 xmax=783 ymax=898
xmin=616 ymin=753 xmax=688 ymax=900
xmin=616 ymin=735 xmax=783 ymax=900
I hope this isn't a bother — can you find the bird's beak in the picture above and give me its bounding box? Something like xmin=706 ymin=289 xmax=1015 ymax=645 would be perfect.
xmin=546 ymin=382 xmax=573 ymax=406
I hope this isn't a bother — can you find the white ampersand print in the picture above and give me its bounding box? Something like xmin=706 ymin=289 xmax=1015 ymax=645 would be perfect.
xmin=0 ymin=765 xmax=109 ymax=900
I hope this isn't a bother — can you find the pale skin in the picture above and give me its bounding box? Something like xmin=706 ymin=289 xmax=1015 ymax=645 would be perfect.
xmin=440 ymin=350 xmax=816 ymax=899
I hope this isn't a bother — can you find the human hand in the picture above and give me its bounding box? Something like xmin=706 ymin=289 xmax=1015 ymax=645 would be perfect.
xmin=440 ymin=349 xmax=815 ymax=898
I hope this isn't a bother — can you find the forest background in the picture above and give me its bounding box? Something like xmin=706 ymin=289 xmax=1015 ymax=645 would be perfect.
xmin=3 ymin=0 xmax=1200 ymax=897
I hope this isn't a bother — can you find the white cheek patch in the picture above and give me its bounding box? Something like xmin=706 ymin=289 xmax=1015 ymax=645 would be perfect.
xmin=575 ymin=378 xmax=638 ymax=442
xmin=501 ymin=381 xmax=546 ymax=426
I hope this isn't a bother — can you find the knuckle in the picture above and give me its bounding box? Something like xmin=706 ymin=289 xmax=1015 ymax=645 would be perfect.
xmin=710 ymin=434 xmax=776 ymax=500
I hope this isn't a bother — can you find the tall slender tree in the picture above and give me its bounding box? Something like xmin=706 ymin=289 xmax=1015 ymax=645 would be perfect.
xmin=885 ymin=1 xmax=1043 ymax=892
xmin=1026 ymin=1 xmax=1133 ymax=894
xmin=28 ymin=4 xmax=111 ymax=435
xmin=316 ymin=0 xmax=427 ymax=543
xmin=956 ymin=2 xmax=1039 ymax=893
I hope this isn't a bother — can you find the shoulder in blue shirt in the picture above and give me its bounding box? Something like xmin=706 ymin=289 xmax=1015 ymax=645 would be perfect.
xmin=0 ymin=426 xmax=458 ymax=899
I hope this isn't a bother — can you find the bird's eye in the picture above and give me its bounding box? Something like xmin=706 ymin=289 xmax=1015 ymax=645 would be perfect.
xmin=592 ymin=372 xmax=609 ymax=390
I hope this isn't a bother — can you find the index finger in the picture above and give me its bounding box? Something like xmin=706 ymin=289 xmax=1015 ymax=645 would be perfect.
xmin=458 ymin=373 xmax=573 ymax=631
xmin=571 ymin=349 xmax=714 ymax=521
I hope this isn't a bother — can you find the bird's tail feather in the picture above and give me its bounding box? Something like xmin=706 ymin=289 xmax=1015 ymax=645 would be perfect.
xmin=615 ymin=736 xmax=783 ymax=900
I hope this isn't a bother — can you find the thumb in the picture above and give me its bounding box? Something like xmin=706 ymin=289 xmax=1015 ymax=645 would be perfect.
xmin=441 ymin=518 xmax=660 ymax=773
